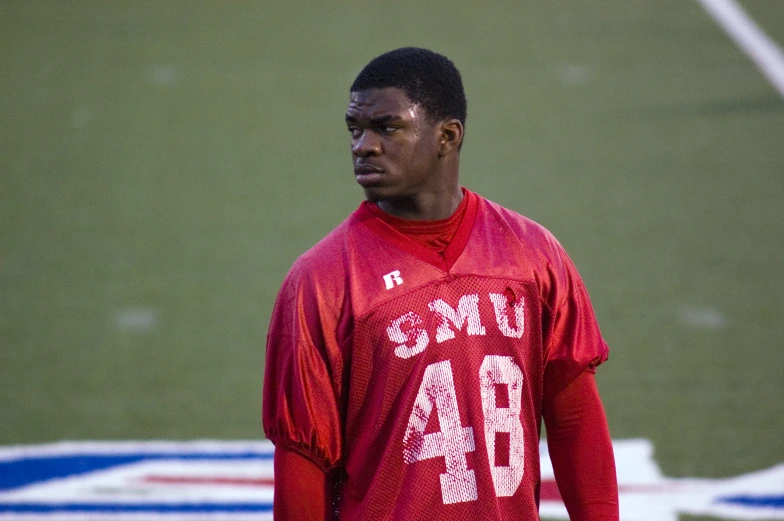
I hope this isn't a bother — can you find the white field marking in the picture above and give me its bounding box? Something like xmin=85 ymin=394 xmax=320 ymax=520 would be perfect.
xmin=558 ymin=64 xmax=591 ymax=85
xmin=0 ymin=440 xmax=274 ymax=462
xmin=1 ymin=439 xmax=783 ymax=520
xmin=72 ymin=107 xmax=91 ymax=128
xmin=696 ymin=0 xmax=784 ymax=99
xmin=113 ymin=307 xmax=158 ymax=332
xmin=149 ymin=65 xmax=177 ymax=86
xmin=678 ymin=305 xmax=727 ymax=329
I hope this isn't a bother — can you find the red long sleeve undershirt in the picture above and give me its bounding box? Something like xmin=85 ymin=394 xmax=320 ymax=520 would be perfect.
xmin=273 ymin=446 xmax=331 ymax=520
xmin=272 ymin=202 xmax=618 ymax=520
xmin=543 ymin=371 xmax=619 ymax=520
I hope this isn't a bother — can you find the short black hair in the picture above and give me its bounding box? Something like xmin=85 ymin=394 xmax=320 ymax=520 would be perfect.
xmin=351 ymin=47 xmax=467 ymax=128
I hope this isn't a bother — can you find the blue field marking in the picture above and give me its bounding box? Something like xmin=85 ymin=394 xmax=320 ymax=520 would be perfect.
xmin=0 ymin=451 xmax=274 ymax=492
xmin=718 ymin=494 xmax=784 ymax=508
xmin=0 ymin=503 xmax=274 ymax=513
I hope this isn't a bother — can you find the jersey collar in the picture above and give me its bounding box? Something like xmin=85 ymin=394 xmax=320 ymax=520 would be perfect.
xmin=353 ymin=188 xmax=480 ymax=272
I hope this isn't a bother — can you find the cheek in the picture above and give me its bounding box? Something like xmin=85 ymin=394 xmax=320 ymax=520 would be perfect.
xmin=410 ymin=131 xmax=437 ymax=156
xmin=412 ymin=136 xmax=440 ymax=165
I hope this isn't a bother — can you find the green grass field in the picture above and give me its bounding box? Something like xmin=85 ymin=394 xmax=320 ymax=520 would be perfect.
xmin=1 ymin=2 xmax=783 ymax=519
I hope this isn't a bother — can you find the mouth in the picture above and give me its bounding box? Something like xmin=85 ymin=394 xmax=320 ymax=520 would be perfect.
xmin=354 ymin=164 xmax=385 ymax=186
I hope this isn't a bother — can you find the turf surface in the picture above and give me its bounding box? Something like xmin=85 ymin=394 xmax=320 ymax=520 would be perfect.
xmin=1 ymin=2 xmax=782 ymax=519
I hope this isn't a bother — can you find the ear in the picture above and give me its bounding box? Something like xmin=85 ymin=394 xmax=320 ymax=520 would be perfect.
xmin=438 ymin=119 xmax=464 ymax=157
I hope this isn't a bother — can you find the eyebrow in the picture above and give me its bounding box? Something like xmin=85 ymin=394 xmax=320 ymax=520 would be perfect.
xmin=345 ymin=114 xmax=401 ymax=126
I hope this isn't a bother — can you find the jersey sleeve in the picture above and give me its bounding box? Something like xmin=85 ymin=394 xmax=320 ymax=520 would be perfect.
xmin=542 ymin=240 xmax=609 ymax=400
xmin=262 ymin=263 xmax=345 ymax=472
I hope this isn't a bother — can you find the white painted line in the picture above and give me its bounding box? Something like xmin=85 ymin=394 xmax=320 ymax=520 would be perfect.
xmin=0 ymin=440 xmax=275 ymax=461
xmin=149 ymin=65 xmax=177 ymax=86
xmin=696 ymin=0 xmax=784 ymax=99
xmin=71 ymin=107 xmax=91 ymax=129
xmin=557 ymin=64 xmax=591 ymax=85
xmin=113 ymin=307 xmax=158 ymax=332
xmin=678 ymin=305 xmax=727 ymax=329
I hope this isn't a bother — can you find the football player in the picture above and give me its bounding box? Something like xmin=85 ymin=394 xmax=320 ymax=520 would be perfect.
xmin=263 ymin=47 xmax=619 ymax=521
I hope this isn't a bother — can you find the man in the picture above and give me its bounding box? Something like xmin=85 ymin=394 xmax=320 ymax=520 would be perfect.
xmin=263 ymin=47 xmax=619 ymax=520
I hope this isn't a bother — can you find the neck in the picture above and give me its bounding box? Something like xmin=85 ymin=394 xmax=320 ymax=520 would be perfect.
xmin=376 ymin=185 xmax=464 ymax=220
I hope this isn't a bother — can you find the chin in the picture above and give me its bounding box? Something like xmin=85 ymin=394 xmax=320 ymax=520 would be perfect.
xmin=362 ymin=186 xmax=389 ymax=203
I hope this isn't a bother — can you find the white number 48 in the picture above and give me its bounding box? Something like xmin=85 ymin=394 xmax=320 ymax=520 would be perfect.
xmin=402 ymin=355 xmax=525 ymax=505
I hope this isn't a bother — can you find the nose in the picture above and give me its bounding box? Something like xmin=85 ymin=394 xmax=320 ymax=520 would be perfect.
xmin=352 ymin=130 xmax=382 ymax=158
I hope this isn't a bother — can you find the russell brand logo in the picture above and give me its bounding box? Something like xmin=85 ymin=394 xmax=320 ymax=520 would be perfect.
xmin=383 ymin=270 xmax=403 ymax=290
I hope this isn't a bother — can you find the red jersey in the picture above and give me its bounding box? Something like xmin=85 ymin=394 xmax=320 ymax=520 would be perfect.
xmin=263 ymin=189 xmax=609 ymax=520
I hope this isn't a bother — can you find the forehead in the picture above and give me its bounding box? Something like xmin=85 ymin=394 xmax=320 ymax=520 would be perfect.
xmin=346 ymin=87 xmax=419 ymax=120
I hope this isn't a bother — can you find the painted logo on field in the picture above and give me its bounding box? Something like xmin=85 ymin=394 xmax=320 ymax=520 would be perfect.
xmin=0 ymin=439 xmax=781 ymax=520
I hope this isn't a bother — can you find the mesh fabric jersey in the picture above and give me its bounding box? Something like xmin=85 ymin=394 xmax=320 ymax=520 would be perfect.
xmin=263 ymin=189 xmax=608 ymax=520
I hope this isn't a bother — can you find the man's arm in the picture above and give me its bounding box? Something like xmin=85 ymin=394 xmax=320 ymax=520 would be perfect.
xmin=263 ymin=264 xmax=346 ymax=520
xmin=273 ymin=446 xmax=331 ymax=520
xmin=542 ymin=370 xmax=619 ymax=521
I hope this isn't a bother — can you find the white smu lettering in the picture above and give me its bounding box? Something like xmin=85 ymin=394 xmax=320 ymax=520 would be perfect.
xmin=389 ymin=293 xmax=526 ymax=359
xmin=428 ymin=294 xmax=486 ymax=343
xmin=488 ymin=293 xmax=525 ymax=338
xmin=387 ymin=311 xmax=430 ymax=359
xmin=383 ymin=270 xmax=404 ymax=290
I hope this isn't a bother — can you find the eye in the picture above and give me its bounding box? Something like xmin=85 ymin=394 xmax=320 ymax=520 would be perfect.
xmin=347 ymin=126 xmax=362 ymax=139
xmin=382 ymin=125 xmax=398 ymax=134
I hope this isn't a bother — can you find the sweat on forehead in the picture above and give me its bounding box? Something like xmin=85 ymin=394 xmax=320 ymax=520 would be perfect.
xmin=346 ymin=89 xmax=423 ymax=123
xmin=350 ymin=47 xmax=467 ymax=127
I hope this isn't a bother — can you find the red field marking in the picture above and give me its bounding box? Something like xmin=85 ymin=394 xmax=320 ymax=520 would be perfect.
xmin=142 ymin=476 xmax=275 ymax=487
